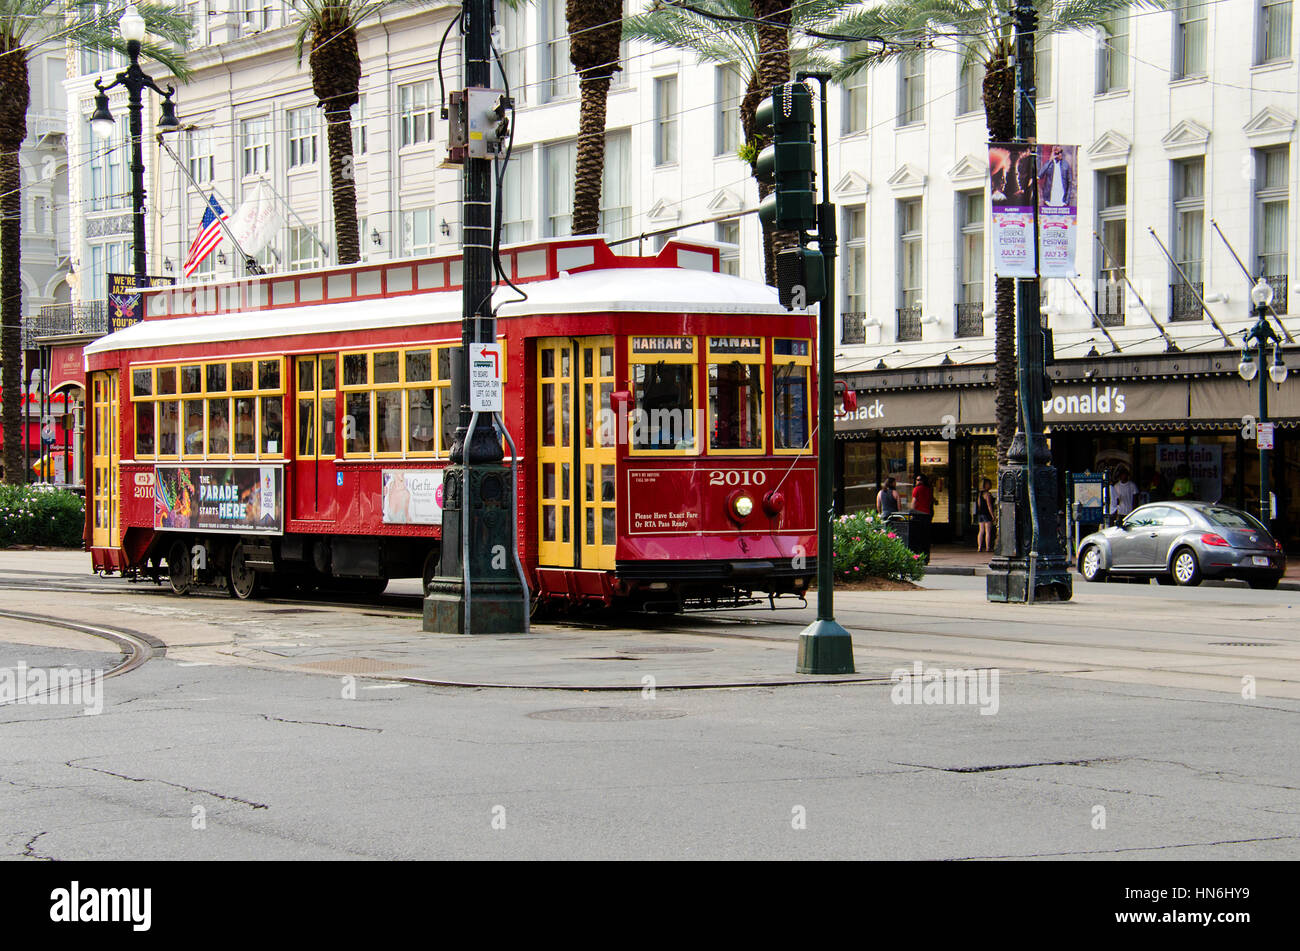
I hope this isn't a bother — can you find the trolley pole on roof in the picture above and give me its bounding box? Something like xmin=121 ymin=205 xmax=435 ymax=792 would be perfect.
xmin=424 ymin=0 xmax=529 ymax=635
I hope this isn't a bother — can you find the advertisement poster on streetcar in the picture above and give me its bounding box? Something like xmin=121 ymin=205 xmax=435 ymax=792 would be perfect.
xmin=1037 ymin=144 xmax=1079 ymax=278
xmin=108 ymin=273 xmax=176 ymax=332
xmin=154 ymin=465 xmax=283 ymax=534
xmin=382 ymin=469 xmax=444 ymax=525
xmin=989 ymin=143 xmax=1037 ymax=278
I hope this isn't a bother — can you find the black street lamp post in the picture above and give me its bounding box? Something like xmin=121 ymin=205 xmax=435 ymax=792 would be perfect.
xmin=88 ymin=4 xmax=180 ymax=286
xmin=1237 ymin=277 xmax=1290 ymax=528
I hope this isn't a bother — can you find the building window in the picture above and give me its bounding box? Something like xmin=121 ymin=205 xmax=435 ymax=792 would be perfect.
xmin=1036 ymin=32 xmax=1052 ymax=99
xmin=1096 ymin=169 xmax=1128 ymax=324
xmin=599 ymin=130 xmax=632 ymax=240
xmin=32 ymin=195 xmax=47 ymax=234
xmin=654 ymin=76 xmax=678 ymax=166
xmin=1255 ymin=146 xmax=1289 ymax=303
xmin=501 ymin=147 xmax=535 ymax=244
xmin=1171 ymin=157 xmax=1204 ymax=320
xmin=401 ymin=207 xmax=437 ymax=258
xmin=1259 ymin=0 xmax=1293 ymax=62
xmin=287 ymin=106 xmax=318 ymax=168
xmin=187 ymin=126 xmax=214 ymax=184
xmin=717 ymin=219 xmax=740 ymax=276
xmin=842 ymin=48 xmax=868 ymax=133
xmin=85 ymin=116 xmax=127 ymax=212
xmin=287 ymin=226 xmax=322 ymax=271
xmin=494 ymin=4 xmax=527 ymax=102
xmin=898 ymin=53 xmax=925 ymax=126
xmin=240 ymin=0 xmax=273 ymax=32
xmin=1097 ymin=11 xmax=1130 ymax=93
xmin=716 ymin=65 xmax=742 ymax=155
xmin=398 ymin=80 xmax=436 ymax=147
xmin=957 ymin=59 xmax=981 ymax=115
xmin=957 ymin=191 xmax=985 ymax=337
xmin=87 ymin=240 xmax=129 ymax=297
xmin=544 ymin=0 xmax=576 ymax=101
xmin=544 ymin=139 xmax=576 ymax=237
xmin=1174 ymin=0 xmax=1208 ymax=78
xmin=351 ymin=95 xmax=367 ymax=155
xmin=897 ymin=199 xmax=923 ymax=341
xmin=843 ymin=205 xmax=867 ymax=325
xmin=241 ymin=115 xmax=271 ymax=177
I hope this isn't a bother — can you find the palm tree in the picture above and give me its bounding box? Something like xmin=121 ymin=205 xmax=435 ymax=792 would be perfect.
xmin=568 ymin=0 xmax=624 ymax=235
xmin=624 ymin=1 xmax=851 ymax=283
xmin=0 ymin=2 xmax=190 ymax=484
xmin=829 ymin=0 xmax=1156 ymax=463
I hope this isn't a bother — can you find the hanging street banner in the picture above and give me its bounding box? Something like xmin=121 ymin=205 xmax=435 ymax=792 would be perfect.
xmin=989 ymin=143 xmax=1037 ymax=278
xmin=1036 ymin=144 xmax=1079 ymax=278
xmin=108 ymin=273 xmax=176 ymax=332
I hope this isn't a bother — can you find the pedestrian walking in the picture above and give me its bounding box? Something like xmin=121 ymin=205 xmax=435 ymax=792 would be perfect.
xmin=911 ymin=474 xmax=934 ymax=558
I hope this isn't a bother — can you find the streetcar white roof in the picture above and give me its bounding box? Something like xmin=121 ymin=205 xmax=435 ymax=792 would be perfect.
xmin=84 ymin=268 xmax=787 ymax=356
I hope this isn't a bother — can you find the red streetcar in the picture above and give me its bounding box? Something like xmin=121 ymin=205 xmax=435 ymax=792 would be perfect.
xmin=83 ymin=236 xmax=818 ymax=611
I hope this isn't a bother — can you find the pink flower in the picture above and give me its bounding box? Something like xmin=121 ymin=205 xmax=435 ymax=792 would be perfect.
xmin=888 ymin=533 xmax=897 ymax=539
xmin=913 ymin=554 xmax=921 ymax=559
xmin=853 ymin=566 xmax=860 ymax=572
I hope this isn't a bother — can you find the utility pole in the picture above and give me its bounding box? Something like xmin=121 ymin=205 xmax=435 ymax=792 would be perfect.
xmin=424 ymin=0 xmax=529 ymax=634
xmin=986 ymin=0 xmax=1073 ymax=603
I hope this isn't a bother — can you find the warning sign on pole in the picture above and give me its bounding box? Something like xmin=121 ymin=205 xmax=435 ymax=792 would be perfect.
xmin=469 ymin=343 xmax=503 ymax=413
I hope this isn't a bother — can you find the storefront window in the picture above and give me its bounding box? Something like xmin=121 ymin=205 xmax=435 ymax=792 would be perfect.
xmin=844 ymin=441 xmax=876 ymax=513
xmin=882 ymin=440 xmax=911 ymax=490
xmin=919 ymin=441 xmax=949 ymax=523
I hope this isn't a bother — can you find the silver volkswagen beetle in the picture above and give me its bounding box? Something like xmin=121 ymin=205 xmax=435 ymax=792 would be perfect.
xmin=1077 ymin=502 xmax=1286 ymax=589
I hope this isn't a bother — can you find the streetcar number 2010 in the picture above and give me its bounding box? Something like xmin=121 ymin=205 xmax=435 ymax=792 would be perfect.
xmin=709 ymin=470 xmax=767 ymax=487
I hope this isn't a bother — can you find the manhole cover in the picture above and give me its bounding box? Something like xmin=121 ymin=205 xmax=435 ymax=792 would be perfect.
xmin=1210 ymin=642 xmax=1278 ymax=647
xmin=297 ymin=657 xmax=423 ymax=674
xmin=528 ymin=706 xmax=686 ymax=722
xmin=619 ymin=646 xmax=713 ymax=654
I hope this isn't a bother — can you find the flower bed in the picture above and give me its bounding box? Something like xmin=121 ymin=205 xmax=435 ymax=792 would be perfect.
xmin=832 ymin=510 xmax=926 ymax=583
xmin=0 ymin=485 xmax=86 ymax=549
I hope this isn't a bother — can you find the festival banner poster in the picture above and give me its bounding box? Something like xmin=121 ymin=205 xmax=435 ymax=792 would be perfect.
xmin=108 ymin=273 xmax=176 ymax=332
xmin=989 ymin=143 xmax=1037 ymax=278
xmin=1036 ymin=144 xmax=1079 ymax=278
xmin=382 ymin=469 xmax=444 ymax=525
xmin=154 ymin=465 xmax=284 ymax=534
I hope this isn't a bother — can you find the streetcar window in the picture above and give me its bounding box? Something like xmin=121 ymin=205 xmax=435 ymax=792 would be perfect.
xmin=232 ymin=362 xmax=254 ymax=392
xmin=376 ymin=391 xmax=403 ymax=453
xmin=631 ymin=363 xmax=695 ymax=450
xmin=207 ymin=363 xmax=227 ymax=394
xmin=440 ymin=385 xmax=456 ymax=453
xmin=234 ymin=398 xmax=256 ymax=454
xmin=374 ymin=351 xmax=400 ymax=385
xmin=156 ymin=367 xmax=176 ymax=395
xmin=600 ymin=346 xmax=613 ymax=377
xmin=774 ymin=339 xmax=810 ymax=357
xmin=297 ymin=359 xmax=315 ymax=394
xmin=406 ymin=349 xmax=432 ymax=383
xmin=158 ymin=401 xmax=180 ymax=455
xmin=258 ymin=360 xmax=281 ymax=391
xmin=132 ymin=368 xmax=152 ymax=398
xmin=321 ymin=397 xmax=337 ymax=458
xmin=709 ymin=363 xmax=762 ymax=451
xmin=261 ymin=397 xmax=283 ymax=455
xmin=183 ymin=400 xmax=205 ymax=456
xmin=407 ymin=388 xmax=436 ymax=453
xmin=297 ymin=399 xmax=315 ymax=456
xmin=181 ymin=365 xmax=202 ymax=395
xmin=344 ymin=353 xmax=368 ymax=386
xmin=320 ymin=356 xmax=337 ymax=391
xmin=438 ymin=347 xmax=455 ymax=381
xmin=135 ymin=403 xmax=155 ymax=456
xmin=346 ymin=392 xmax=371 ymax=454
xmin=208 ymin=399 xmax=230 ymax=455
xmin=774 ymin=365 xmax=809 ymax=450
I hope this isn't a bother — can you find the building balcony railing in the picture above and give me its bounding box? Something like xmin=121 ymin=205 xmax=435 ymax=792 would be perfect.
xmin=841 ymin=311 xmax=867 ymax=345
xmin=1263 ymin=274 xmax=1288 ymax=312
xmin=896 ymin=305 xmax=922 ymax=342
xmin=1169 ymin=281 xmax=1203 ymax=322
xmin=24 ymin=301 xmax=109 ymax=348
xmin=1095 ymin=281 xmax=1125 ymax=327
xmin=955 ymin=301 xmax=984 ymax=338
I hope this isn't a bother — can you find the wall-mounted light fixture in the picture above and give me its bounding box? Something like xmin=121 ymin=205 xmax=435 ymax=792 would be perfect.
xmin=216 ymin=250 xmax=227 ymax=265
xmin=371 ymin=227 xmax=382 ymax=247
xmin=440 ymin=219 xmax=452 ymax=237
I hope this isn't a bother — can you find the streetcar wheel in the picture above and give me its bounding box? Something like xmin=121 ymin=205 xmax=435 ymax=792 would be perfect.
xmin=167 ymin=540 xmax=193 ymax=595
xmin=228 ymin=542 xmax=261 ymax=600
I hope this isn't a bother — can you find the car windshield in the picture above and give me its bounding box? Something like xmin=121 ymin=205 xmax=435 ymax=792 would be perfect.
xmin=1201 ymin=507 xmax=1267 ymax=532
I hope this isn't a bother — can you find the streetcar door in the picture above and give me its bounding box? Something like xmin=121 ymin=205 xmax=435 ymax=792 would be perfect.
xmin=536 ymin=336 xmax=616 ymax=570
xmin=293 ymin=355 xmax=338 ymax=520
xmin=90 ymin=371 xmax=119 ymax=549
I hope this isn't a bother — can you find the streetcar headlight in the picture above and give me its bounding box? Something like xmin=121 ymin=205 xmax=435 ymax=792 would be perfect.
xmin=733 ymin=494 xmax=754 ymax=518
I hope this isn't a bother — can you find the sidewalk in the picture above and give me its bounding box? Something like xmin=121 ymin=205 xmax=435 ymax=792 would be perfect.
xmin=923 ymin=542 xmax=1300 ymax=589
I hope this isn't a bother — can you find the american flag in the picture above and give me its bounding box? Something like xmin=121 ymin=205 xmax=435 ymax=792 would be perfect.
xmin=183 ymin=195 xmax=228 ymax=276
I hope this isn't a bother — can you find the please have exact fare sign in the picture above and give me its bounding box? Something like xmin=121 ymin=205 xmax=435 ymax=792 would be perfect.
xmin=469 ymin=343 xmax=503 ymax=413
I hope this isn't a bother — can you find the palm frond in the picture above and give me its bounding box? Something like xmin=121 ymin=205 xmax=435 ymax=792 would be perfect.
xmin=65 ymin=2 xmax=195 ymax=79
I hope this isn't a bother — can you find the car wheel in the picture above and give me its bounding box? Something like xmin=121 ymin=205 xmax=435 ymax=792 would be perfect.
xmin=1079 ymin=545 xmax=1107 ymax=582
xmin=1171 ymin=547 xmax=1202 ymax=587
xmin=1248 ymin=576 xmax=1280 ymax=590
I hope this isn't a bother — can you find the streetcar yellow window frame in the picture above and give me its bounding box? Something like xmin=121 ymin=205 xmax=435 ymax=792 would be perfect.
xmin=627 ymin=335 xmax=700 ymax=456
xmin=772 ymin=338 xmax=812 ymax=456
xmin=705 ymin=336 xmax=766 ymax=456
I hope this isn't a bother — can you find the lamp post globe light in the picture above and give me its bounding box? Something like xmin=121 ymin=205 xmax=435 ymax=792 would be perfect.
xmin=88 ymin=4 xmax=181 ymax=286
xmin=1238 ymin=277 xmax=1289 ymax=528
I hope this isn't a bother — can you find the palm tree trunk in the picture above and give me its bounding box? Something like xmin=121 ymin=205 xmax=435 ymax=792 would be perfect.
xmin=324 ymin=105 xmax=359 ymax=265
xmin=309 ymin=21 xmax=361 ymax=266
xmin=984 ymin=51 xmax=1017 ymax=467
xmin=573 ymin=74 xmax=611 ymax=235
xmin=0 ymin=43 xmax=29 ymax=484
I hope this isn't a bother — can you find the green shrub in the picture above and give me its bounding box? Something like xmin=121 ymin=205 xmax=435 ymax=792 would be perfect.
xmin=0 ymin=486 xmax=86 ymax=549
xmin=832 ymin=510 xmax=926 ymax=582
